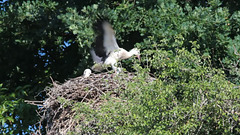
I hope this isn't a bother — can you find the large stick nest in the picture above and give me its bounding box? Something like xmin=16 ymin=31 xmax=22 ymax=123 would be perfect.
xmin=35 ymin=71 xmax=153 ymax=135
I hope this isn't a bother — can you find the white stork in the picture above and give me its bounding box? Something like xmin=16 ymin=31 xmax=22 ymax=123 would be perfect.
xmin=83 ymin=69 xmax=91 ymax=78
xmin=90 ymin=18 xmax=140 ymax=73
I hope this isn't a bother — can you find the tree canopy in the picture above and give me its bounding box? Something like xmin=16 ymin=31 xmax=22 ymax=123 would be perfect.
xmin=0 ymin=0 xmax=239 ymax=134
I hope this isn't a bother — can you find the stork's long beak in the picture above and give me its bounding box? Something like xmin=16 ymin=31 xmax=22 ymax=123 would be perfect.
xmin=137 ymin=55 xmax=141 ymax=61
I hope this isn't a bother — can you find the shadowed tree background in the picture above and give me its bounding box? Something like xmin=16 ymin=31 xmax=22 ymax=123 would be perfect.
xmin=0 ymin=0 xmax=239 ymax=134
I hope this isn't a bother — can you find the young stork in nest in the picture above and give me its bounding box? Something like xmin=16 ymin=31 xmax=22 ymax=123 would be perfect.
xmin=90 ymin=18 xmax=140 ymax=73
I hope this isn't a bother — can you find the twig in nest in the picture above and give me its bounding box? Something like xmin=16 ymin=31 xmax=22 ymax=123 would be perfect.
xmin=25 ymin=100 xmax=44 ymax=106
xmin=50 ymin=76 xmax=58 ymax=87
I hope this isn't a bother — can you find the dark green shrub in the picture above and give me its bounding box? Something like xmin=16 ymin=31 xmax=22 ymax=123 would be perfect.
xmin=72 ymin=38 xmax=240 ymax=134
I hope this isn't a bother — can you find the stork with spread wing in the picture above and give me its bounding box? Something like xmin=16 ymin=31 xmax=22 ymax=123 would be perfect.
xmin=90 ymin=17 xmax=140 ymax=73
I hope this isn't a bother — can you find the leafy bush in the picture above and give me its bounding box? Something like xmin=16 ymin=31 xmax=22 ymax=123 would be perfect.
xmin=72 ymin=38 xmax=240 ymax=134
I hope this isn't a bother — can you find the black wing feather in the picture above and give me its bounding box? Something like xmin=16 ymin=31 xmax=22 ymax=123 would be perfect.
xmin=91 ymin=16 xmax=109 ymax=60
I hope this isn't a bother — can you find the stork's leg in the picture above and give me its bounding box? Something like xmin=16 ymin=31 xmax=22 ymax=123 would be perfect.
xmin=110 ymin=63 xmax=119 ymax=77
xmin=116 ymin=67 xmax=122 ymax=74
xmin=111 ymin=67 xmax=123 ymax=79
xmin=110 ymin=64 xmax=116 ymax=77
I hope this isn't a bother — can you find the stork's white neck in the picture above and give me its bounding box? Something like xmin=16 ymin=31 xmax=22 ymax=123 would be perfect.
xmin=118 ymin=48 xmax=139 ymax=60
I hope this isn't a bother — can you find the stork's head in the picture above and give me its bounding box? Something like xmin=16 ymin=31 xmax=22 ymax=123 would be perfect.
xmin=83 ymin=69 xmax=92 ymax=77
xmin=130 ymin=48 xmax=141 ymax=60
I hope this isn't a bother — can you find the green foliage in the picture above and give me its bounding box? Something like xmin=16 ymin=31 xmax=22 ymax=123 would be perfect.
xmin=0 ymin=0 xmax=239 ymax=134
xmin=0 ymin=84 xmax=17 ymax=134
xmin=0 ymin=84 xmax=38 ymax=134
xmin=72 ymin=43 xmax=240 ymax=134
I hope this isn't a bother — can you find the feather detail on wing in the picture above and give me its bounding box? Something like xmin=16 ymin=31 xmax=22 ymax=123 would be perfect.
xmin=91 ymin=17 xmax=120 ymax=71
xmin=102 ymin=21 xmax=119 ymax=55
xmin=90 ymin=49 xmax=103 ymax=63
xmin=92 ymin=18 xmax=119 ymax=56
